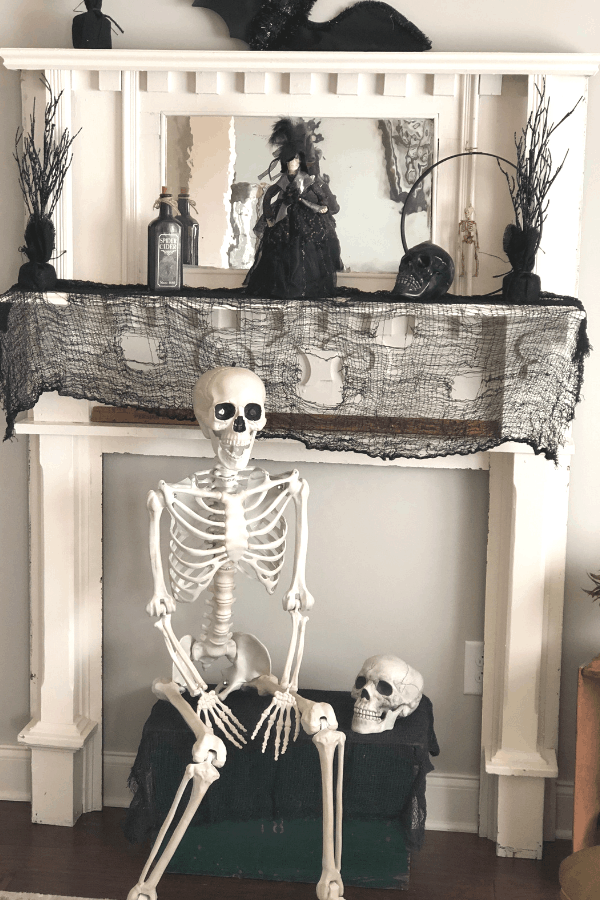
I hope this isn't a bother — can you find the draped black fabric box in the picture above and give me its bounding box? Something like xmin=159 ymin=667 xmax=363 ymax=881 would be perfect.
xmin=125 ymin=689 xmax=439 ymax=889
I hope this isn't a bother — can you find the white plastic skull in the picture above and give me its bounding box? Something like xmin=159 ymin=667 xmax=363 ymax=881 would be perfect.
xmin=350 ymin=654 xmax=424 ymax=734
xmin=192 ymin=367 xmax=267 ymax=471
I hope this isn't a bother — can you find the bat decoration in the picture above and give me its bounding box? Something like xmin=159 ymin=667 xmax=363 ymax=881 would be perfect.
xmin=192 ymin=0 xmax=431 ymax=51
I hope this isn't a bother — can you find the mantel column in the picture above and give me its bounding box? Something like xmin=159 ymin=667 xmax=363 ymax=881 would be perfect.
xmin=19 ymin=424 xmax=103 ymax=825
xmin=479 ymin=447 xmax=570 ymax=858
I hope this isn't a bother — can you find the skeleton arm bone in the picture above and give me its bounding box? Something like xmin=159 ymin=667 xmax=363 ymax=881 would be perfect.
xmin=155 ymin=616 xmax=208 ymax=696
xmin=146 ymin=489 xmax=176 ymax=617
xmin=281 ymin=472 xmax=314 ymax=612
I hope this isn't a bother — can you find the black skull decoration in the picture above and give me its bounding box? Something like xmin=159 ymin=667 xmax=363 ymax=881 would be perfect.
xmin=393 ymin=241 xmax=455 ymax=301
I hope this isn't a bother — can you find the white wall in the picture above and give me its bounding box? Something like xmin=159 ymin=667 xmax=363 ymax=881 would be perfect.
xmin=1 ymin=0 xmax=600 ymax=805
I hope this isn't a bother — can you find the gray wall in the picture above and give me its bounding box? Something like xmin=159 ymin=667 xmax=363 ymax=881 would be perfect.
xmin=1 ymin=0 xmax=599 ymax=791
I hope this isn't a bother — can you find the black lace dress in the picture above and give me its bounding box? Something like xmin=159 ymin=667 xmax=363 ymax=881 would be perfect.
xmin=244 ymin=172 xmax=342 ymax=299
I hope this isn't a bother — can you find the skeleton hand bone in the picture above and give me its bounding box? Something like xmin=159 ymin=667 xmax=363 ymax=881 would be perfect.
xmin=251 ymin=689 xmax=300 ymax=759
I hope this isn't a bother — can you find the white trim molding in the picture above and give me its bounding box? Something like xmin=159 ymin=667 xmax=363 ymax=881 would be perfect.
xmin=1 ymin=49 xmax=599 ymax=76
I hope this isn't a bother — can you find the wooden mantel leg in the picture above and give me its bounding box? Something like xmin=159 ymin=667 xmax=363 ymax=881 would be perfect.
xmin=19 ymin=427 xmax=103 ymax=825
xmin=479 ymin=446 xmax=571 ymax=858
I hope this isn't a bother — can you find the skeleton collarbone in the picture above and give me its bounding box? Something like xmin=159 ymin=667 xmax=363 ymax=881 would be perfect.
xmin=162 ymin=466 xmax=299 ymax=599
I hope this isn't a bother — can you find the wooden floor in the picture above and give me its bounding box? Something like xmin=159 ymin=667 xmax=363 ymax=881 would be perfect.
xmin=0 ymin=802 xmax=570 ymax=900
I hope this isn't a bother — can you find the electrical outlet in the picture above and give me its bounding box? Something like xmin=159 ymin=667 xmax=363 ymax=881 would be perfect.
xmin=464 ymin=640 xmax=484 ymax=695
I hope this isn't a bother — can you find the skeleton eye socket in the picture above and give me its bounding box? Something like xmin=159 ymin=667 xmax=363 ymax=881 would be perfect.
xmin=417 ymin=254 xmax=431 ymax=268
xmin=355 ymin=676 xmax=366 ymax=690
xmin=245 ymin=403 xmax=262 ymax=421
xmin=215 ymin=402 xmax=235 ymax=421
xmin=376 ymin=680 xmax=393 ymax=696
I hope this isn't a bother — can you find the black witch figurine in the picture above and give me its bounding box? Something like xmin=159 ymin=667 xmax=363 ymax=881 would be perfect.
xmin=72 ymin=0 xmax=123 ymax=49
xmin=244 ymin=118 xmax=342 ymax=299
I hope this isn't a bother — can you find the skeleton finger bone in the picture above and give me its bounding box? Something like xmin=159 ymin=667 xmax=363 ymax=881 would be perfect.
xmin=197 ymin=689 xmax=247 ymax=748
xmin=251 ymin=690 xmax=299 ymax=758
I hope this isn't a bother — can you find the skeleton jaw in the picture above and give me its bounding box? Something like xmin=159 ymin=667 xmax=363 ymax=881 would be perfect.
xmin=211 ymin=431 xmax=255 ymax=471
xmin=351 ymin=699 xmax=398 ymax=734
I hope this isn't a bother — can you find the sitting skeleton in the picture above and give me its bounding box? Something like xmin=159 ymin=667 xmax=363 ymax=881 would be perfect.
xmin=129 ymin=366 xmax=345 ymax=900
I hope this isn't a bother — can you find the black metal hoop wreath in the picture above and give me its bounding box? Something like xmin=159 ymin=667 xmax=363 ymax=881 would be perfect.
xmin=399 ymin=151 xmax=518 ymax=256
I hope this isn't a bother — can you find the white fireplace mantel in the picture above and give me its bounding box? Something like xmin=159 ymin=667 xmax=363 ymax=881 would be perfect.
xmin=2 ymin=47 xmax=598 ymax=859
xmin=14 ymin=392 xmax=572 ymax=860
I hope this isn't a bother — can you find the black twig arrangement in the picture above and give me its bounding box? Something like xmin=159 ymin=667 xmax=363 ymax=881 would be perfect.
xmin=585 ymin=571 xmax=600 ymax=605
xmin=497 ymin=79 xmax=582 ymax=302
xmin=14 ymin=76 xmax=79 ymax=219
xmin=13 ymin=77 xmax=80 ymax=290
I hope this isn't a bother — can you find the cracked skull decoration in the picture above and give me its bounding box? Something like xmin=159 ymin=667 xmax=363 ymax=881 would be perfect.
xmin=393 ymin=241 xmax=455 ymax=301
xmin=193 ymin=367 xmax=267 ymax=471
xmin=351 ymin=654 xmax=424 ymax=734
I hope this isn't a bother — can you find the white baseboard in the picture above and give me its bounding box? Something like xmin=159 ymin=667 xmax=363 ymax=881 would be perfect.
xmin=425 ymin=772 xmax=480 ymax=833
xmin=0 ymin=743 xmax=31 ymax=801
xmin=103 ymin=751 xmax=136 ymax=808
xmin=555 ymin=780 xmax=574 ymax=840
xmin=0 ymin=744 xmax=576 ymax=841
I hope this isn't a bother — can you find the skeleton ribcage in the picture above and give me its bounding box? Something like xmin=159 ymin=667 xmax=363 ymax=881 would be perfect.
xmin=166 ymin=471 xmax=290 ymax=601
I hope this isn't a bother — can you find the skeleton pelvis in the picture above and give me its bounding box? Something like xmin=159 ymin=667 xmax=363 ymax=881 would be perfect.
xmin=217 ymin=632 xmax=272 ymax=699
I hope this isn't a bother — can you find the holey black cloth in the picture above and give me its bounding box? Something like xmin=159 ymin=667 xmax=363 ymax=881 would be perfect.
xmin=124 ymin=689 xmax=439 ymax=854
xmin=0 ymin=281 xmax=589 ymax=463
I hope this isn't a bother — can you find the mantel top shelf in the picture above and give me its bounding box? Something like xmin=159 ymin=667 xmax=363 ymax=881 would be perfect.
xmin=1 ymin=48 xmax=599 ymax=76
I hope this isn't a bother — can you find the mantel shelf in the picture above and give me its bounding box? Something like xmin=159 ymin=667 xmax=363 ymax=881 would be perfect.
xmin=1 ymin=48 xmax=599 ymax=76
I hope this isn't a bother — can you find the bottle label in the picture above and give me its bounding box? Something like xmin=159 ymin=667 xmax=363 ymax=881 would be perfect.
xmin=156 ymin=233 xmax=180 ymax=287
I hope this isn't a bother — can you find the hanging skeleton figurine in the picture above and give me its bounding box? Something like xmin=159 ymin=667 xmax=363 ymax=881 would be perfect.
xmin=458 ymin=205 xmax=480 ymax=278
xmin=128 ymin=366 xmax=345 ymax=900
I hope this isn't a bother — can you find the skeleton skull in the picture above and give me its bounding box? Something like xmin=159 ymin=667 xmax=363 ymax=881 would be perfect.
xmin=351 ymin=654 xmax=424 ymax=734
xmin=393 ymin=241 xmax=455 ymax=301
xmin=193 ymin=367 xmax=267 ymax=471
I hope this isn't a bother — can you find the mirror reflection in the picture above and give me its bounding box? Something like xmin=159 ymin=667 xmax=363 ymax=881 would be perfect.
xmin=166 ymin=116 xmax=435 ymax=273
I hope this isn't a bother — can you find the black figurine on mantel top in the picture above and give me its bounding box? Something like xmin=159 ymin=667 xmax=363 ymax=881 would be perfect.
xmin=72 ymin=0 xmax=123 ymax=49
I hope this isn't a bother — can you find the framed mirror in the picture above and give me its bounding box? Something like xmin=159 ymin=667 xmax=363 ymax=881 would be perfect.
xmin=166 ymin=114 xmax=436 ymax=275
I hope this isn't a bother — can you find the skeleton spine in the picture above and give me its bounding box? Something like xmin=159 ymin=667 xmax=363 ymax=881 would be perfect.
xmin=201 ymin=563 xmax=236 ymax=649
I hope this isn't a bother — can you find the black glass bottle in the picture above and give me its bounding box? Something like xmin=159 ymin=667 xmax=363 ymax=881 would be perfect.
xmin=147 ymin=187 xmax=183 ymax=292
xmin=176 ymin=188 xmax=200 ymax=267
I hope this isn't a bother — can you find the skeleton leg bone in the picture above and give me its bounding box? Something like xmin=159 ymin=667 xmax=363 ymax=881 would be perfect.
xmin=129 ymin=679 xmax=226 ymax=900
xmin=313 ymin=727 xmax=346 ymax=900
xmin=127 ymin=758 xmax=220 ymax=900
